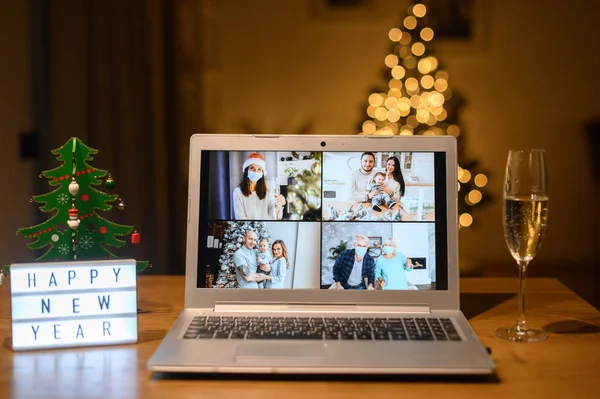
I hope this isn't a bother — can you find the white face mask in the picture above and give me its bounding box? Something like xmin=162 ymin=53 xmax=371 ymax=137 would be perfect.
xmin=382 ymin=245 xmax=394 ymax=255
xmin=355 ymin=247 xmax=368 ymax=258
xmin=247 ymin=171 xmax=263 ymax=182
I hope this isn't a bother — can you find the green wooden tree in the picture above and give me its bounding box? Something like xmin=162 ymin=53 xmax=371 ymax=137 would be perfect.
xmin=16 ymin=137 xmax=148 ymax=271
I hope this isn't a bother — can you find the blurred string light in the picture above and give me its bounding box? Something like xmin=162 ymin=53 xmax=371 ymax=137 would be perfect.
xmin=459 ymin=213 xmax=473 ymax=228
xmin=359 ymin=2 xmax=489 ymax=228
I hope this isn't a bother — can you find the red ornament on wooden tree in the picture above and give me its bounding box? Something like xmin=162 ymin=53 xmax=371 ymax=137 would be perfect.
xmin=131 ymin=230 xmax=141 ymax=244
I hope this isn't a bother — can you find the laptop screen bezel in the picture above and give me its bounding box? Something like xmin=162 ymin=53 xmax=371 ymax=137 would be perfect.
xmin=184 ymin=134 xmax=459 ymax=311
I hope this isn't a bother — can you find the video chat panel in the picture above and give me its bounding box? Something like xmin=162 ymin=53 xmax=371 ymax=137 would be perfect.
xmin=197 ymin=150 xmax=440 ymax=291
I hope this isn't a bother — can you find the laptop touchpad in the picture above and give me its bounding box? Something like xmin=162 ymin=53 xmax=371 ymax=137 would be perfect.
xmin=236 ymin=343 xmax=326 ymax=361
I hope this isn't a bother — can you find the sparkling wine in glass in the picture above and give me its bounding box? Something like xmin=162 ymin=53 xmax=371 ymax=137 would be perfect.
xmin=496 ymin=149 xmax=549 ymax=342
xmin=270 ymin=178 xmax=282 ymax=215
xmin=272 ymin=180 xmax=280 ymax=197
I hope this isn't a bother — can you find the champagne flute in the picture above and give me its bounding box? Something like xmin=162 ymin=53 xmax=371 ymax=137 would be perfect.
xmin=270 ymin=178 xmax=283 ymax=216
xmin=496 ymin=149 xmax=549 ymax=342
xmin=272 ymin=178 xmax=280 ymax=197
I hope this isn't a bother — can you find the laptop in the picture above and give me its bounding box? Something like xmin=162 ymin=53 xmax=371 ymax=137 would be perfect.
xmin=148 ymin=134 xmax=495 ymax=374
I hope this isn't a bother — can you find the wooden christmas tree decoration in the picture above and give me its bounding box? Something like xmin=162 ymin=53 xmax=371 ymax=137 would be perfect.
xmin=13 ymin=137 xmax=149 ymax=273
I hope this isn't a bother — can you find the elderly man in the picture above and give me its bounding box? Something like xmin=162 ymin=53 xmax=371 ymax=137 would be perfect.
xmin=232 ymin=230 xmax=270 ymax=288
xmin=333 ymin=234 xmax=375 ymax=290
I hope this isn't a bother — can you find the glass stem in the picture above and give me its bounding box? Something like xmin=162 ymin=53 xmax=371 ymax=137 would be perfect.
xmin=516 ymin=260 xmax=529 ymax=331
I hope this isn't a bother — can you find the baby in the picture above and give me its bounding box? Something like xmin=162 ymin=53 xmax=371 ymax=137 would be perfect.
xmin=256 ymin=237 xmax=272 ymax=288
xmin=368 ymin=172 xmax=396 ymax=212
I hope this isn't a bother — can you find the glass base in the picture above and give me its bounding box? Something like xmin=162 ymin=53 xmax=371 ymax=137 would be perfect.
xmin=495 ymin=326 xmax=547 ymax=342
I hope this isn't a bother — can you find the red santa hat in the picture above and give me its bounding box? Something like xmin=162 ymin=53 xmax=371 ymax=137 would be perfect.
xmin=242 ymin=152 xmax=267 ymax=176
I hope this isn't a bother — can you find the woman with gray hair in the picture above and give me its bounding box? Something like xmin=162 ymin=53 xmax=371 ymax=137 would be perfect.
xmin=374 ymin=238 xmax=413 ymax=290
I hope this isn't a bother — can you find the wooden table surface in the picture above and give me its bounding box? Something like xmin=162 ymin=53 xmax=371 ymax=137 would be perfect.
xmin=1 ymin=276 xmax=599 ymax=398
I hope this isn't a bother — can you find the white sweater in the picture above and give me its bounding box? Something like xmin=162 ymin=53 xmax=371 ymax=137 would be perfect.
xmin=348 ymin=169 xmax=375 ymax=202
xmin=232 ymin=187 xmax=281 ymax=220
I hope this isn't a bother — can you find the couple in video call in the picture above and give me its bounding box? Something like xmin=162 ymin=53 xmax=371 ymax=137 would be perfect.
xmin=333 ymin=235 xmax=414 ymax=290
xmin=350 ymin=152 xmax=406 ymax=212
xmin=233 ymin=230 xmax=290 ymax=289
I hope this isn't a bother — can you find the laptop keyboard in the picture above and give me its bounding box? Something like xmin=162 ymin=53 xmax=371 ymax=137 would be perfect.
xmin=183 ymin=316 xmax=461 ymax=341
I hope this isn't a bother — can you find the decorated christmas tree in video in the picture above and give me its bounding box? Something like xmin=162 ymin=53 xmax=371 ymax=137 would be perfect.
xmin=215 ymin=221 xmax=271 ymax=288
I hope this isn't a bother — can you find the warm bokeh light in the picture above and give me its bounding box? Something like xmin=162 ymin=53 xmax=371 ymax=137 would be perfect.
xmin=447 ymin=124 xmax=461 ymax=137
xmin=411 ymin=42 xmax=425 ymax=56
xmin=385 ymin=96 xmax=398 ymax=110
xmin=362 ymin=121 xmax=376 ymax=135
xmin=399 ymin=32 xmax=412 ymax=45
xmin=403 ymin=56 xmax=418 ymax=70
xmin=420 ymin=27 xmax=434 ymax=41
xmin=380 ymin=127 xmax=394 ymax=135
xmin=468 ymin=189 xmax=482 ymax=204
xmin=474 ymin=174 xmax=488 ymax=187
xmin=426 ymin=114 xmax=437 ymax=126
xmin=407 ymin=87 xmax=420 ymax=97
xmin=406 ymin=115 xmax=419 ymax=128
xmin=416 ymin=109 xmax=430 ymax=123
xmin=430 ymin=105 xmax=443 ymax=115
xmin=421 ymin=75 xmax=434 ymax=89
xmin=410 ymin=95 xmax=421 ymax=108
xmin=431 ymin=126 xmax=444 ymax=135
xmin=391 ymin=66 xmax=406 ymax=79
xmin=429 ymin=91 xmax=445 ymax=106
xmin=385 ymin=54 xmax=399 ymax=68
xmin=389 ymin=28 xmax=402 ymax=42
xmin=403 ymin=16 xmax=417 ymax=30
xmin=434 ymin=78 xmax=448 ymax=92
xmin=362 ymin=1 xmax=487 ymax=222
xmin=443 ymin=88 xmax=453 ymax=100
xmin=412 ymin=3 xmax=427 ymax=18
xmin=389 ymin=79 xmax=403 ymax=90
xmin=435 ymin=70 xmax=449 ymax=81
xmin=375 ymin=107 xmax=388 ymax=121
xmin=388 ymin=88 xmax=401 ymax=99
xmin=405 ymin=77 xmax=419 ymax=92
xmin=367 ymin=105 xmax=376 ymax=118
xmin=435 ymin=109 xmax=447 ymax=121
xmin=388 ymin=109 xmax=401 ymax=122
xmin=428 ymin=56 xmax=439 ymax=71
xmin=418 ymin=58 xmax=432 ymax=74
xmin=459 ymin=169 xmax=472 ymax=183
xmin=399 ymin=45 xmax=412 ymax=59
xmin=459 ymin=213 xmax=473 ymax=227
xmin=368 ymin=93 xmax=383 ymax=107
xmin=398 ymin=97 xmax=411 ymax=112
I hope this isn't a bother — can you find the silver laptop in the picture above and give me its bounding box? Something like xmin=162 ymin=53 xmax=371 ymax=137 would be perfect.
xmin=148 ymin=134 xmax=495 ymax=374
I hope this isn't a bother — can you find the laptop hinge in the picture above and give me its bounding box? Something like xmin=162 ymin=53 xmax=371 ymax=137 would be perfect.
xmin=213 ymin=302 xmax=430 ymax=314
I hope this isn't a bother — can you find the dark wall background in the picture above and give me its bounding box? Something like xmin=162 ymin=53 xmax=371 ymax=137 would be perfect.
xmin=1 ymin=0 xmax=598 ymax=307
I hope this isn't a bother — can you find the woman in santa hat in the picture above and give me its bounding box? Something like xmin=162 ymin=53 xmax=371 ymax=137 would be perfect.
xmin=233 ymin=153 xmax=286 ymax=219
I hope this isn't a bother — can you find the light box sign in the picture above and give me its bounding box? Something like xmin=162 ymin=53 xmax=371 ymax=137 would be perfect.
xmin=10 ymin=259 xmax=138 ymax=351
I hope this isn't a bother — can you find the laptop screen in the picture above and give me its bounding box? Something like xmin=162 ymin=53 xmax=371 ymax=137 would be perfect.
xmin=196 ymin=150 xmax=448 ymax=291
